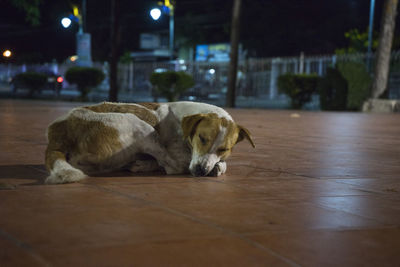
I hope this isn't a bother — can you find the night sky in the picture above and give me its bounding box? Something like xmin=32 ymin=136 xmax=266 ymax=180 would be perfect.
xmin=0 ymin=0 xmax=396 ymax=64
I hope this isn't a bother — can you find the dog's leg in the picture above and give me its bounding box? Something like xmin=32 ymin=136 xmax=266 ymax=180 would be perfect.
xmin=208 ymin=161 xmax=227 ymax=177
xmin=45 ymin=149 xmax=87 ymax=184
xmin=45 ymin=118 xmax=88 ymax=184
xmin=144 ymin=147 xmax=182 ymax=174
xmin=139 ymin=133 xmax=182 ymax=175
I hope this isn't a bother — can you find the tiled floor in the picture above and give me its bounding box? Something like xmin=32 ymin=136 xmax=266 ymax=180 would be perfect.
xmin=0 ymin=99 xmax=399 ymax=266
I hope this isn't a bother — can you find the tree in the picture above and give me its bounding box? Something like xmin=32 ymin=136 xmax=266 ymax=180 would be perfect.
xmin=108 ymin=0 xmax=121 ymax=102
xmin=65 ymin=67 xmax=105 ymax=100
xmin=9 ymin=0 xmax=42 ymax=26
xmin=371 ymin=0 xmax=399 ymax=98
xmin=335 ymin=28 xmax=378 ymax=54
xmin=150 ymin=71 xmax=194 ymax=102
xmin=226 ymin=0 xmax=242 ymax=108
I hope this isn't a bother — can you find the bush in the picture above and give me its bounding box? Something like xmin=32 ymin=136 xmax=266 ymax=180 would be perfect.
xmin=318 ymin=68 xmax=348 ymax=111
xmin=278 ymin=73 xmax=320 ymax=109
xmin=150 ymin=71 xmax=194 ymax=102
xmin=12 ymin=72 xmax=47 ymax=96
xmin=337 ymin=62 xmax=371 ymax=110
xmin=65 ymin=67 xmax=105 ymax=100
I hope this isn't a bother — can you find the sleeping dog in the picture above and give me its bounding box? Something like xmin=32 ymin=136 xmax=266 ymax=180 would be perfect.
xmin=45 ymin=101 xmax=255 ymax=184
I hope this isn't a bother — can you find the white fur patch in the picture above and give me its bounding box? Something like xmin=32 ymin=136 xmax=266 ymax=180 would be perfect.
xmin=70 ymin=108 xmax=154 ymax=151
xmin=188 ymin=125 xmax=228 ymax=175
xmin=46 ymin=159 xmax=86 ymax=184
xmin=163 ymin=101 xmax=233 ymax=122
xmin=210 ymin=126 xmax=227 ymax=153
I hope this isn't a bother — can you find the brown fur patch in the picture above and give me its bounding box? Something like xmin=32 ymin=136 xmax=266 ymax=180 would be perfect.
xmin=46 ymin=116 xmax=121 ymax=171
xmin=182 ymin=113 xmax=254 ymax=160
xmin=84 ymin=102 xmax=159 ymax=127
xmin=182 ymin=114 xmax=207 ymax=140
xmin=218 ymin=119 xmax=240 ymax=160
xmin=138 ymin=102 xmax=160 ymax=110
xmin=182 ymin=113 xmax=239 ymax=159
xmin=193 ymin=117 xmax=221 ymax=155
xmin=237 ymin=125 xmax=255 ymax=148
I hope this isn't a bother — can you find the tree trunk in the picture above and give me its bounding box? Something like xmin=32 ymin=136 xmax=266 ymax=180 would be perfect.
xmin=109 ymin=0 xmax=120 ymax=102
xmin=371 ymin=0 xmax=399 ymax=98
xmin=226 ymin=0 xmax=242 ymax=108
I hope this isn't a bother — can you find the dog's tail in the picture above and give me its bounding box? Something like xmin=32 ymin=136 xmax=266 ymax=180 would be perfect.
xmin=45 ymin=120 xmax=86 ymax=184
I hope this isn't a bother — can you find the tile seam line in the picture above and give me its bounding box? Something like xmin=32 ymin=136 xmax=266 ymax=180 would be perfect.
xmin=0 ymin=228 xmax=51 ymax=267
xmin=240 ymin=166 xmax=397 ymax=197
xmin=227 ymin=164 xmax=318 ymax=180
xmin=87 ymin=183 xmax=301 ymax=267
xmin=241 ymin=225 xmax=400 ymax=237
xmin=200 ymin=178 xmax=369 ymax=199
xmin=309 ymin=202 xmax=394 ymax=226
xmin=330 ymin=180 xmax=399 ymax=196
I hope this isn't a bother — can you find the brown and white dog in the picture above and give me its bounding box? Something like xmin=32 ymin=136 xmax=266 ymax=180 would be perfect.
xmin=45 ymin=101 xmax=255 ymax=184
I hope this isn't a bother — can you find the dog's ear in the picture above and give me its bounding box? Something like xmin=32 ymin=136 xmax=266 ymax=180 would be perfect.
xmin=236 ymin=125 xmax=255 ymax=148
xmin=182 ymin=114 xmax=206 ymax=140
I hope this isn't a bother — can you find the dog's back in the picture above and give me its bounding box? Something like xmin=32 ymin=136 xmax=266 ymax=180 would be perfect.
xmin=45 ymin=102 xmax=163 ymax=184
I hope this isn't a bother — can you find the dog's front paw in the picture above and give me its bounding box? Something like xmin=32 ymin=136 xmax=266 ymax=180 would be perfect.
xmin=208 ymin=161 xmax=227 ymax=177
xmin=45 ymin=168 xmax=86 ymax=184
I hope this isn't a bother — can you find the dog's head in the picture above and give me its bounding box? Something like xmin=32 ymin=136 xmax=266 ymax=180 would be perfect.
xmin=182 ymin=113 xmax=255 ymax=176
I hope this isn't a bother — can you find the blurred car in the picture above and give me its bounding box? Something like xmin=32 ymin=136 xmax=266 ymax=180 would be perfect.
xmin=11 ymin=71 xmax=63 ymax=96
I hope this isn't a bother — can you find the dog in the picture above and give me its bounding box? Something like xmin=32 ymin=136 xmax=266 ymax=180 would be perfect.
xmin=45 ymin=101 xmax=255 ymax=184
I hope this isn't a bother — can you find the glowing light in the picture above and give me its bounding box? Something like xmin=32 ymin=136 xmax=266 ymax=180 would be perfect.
xmin=3 ymin=50 xmax=11 ymax=58
xmin=70 ymin=55 xmax=78 ymax=62
xmin=150 ymin=8 xmax=161 ymax=20
xmin=57 ymin=76 xmax=64 ymax=83
xmin=73 ymin=6 xmax=80 ymax=17
xmin=61 ymin=17 xmax=72 ymax=28
xmin=208 ymin=69 xmax=215 ymax=74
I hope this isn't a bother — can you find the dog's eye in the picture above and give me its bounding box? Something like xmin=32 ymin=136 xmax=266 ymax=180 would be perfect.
xmin=217 ymin=148 xmax=229 ymax=154
xmin=199 ymin=135 xmax=207 ymax=145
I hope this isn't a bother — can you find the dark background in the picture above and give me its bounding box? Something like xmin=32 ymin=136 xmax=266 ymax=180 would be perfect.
xmin=0 ymin=0 xmax=396 ymax=63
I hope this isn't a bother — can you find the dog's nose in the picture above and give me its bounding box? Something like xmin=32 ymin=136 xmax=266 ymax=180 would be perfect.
xmin=194 ymin=165 xmax=207 ymax=176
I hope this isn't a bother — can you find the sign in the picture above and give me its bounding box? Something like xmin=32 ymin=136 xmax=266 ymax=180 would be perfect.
xmin=76 ymin=33 xmax=92 ymax=67
xmin=195 ymin=43 xmax=231 ymax=62
xmin=140 ymin=33 xmax=161 ymax=50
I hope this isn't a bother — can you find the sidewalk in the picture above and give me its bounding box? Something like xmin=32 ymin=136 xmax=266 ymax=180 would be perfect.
xmin=0 ymin=99 xmax=400 ymax=266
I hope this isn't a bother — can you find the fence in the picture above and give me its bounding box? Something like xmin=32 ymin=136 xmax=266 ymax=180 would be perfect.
xmin=1 ymin=51 xmax=400 ymax=107
xmin=116 ymin=52 xmax=400 ymax=106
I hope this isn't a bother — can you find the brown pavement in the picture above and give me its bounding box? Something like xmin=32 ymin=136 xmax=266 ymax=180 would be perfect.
xmin=0 ymin=99 xmax=400 ymax=266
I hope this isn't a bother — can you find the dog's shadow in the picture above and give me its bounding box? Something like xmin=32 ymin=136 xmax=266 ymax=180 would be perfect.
xmin=0 ymin=164 xmax=47 ymax=187
xmin=0 ymin=164 xmax=184 ymax=188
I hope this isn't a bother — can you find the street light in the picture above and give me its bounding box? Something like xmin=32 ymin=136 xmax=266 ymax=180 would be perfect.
xmin=61 ymin=5 xmax=82 ymax=33
xmin=150 ymin=8 xmax=161 ymax=20
xmin=3 ymin=50 xmax=12 ymax=58
xmin=61 ymin=17 xmax=72 ymax=28
xmin=150 ymin=0 xmax=174 ymax=60
xmin=3 ymin=50 xmax=12 ymax=81
xmin=60 ymin=3 xmax=92 ymax=66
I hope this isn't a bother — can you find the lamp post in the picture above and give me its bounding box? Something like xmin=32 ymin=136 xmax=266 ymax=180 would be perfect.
xmin=61 ymin=1 xmax=92 ymax=66
xmin=3 ymin=49 xmax=12 ymax=80
xmin=367 ymin=0 xmax=376 ymax=71
xmin=150 ymin=0 xmax=174 ymax=60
